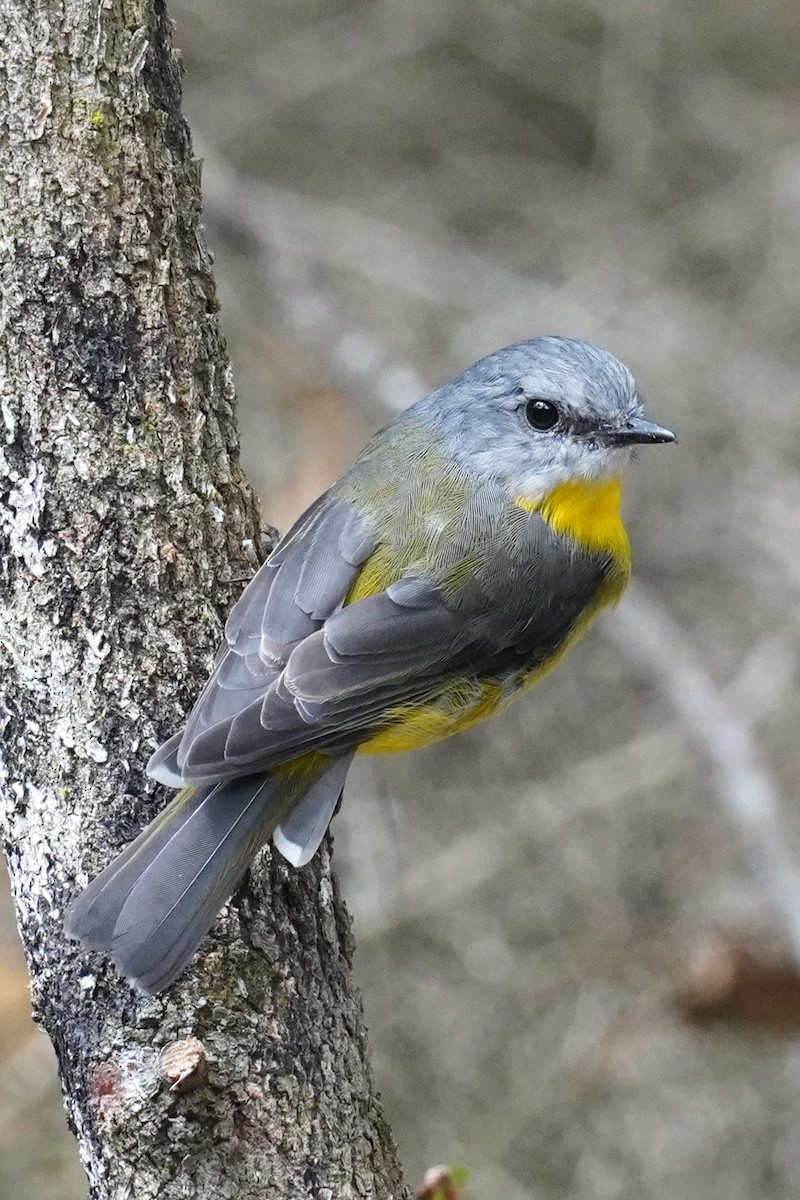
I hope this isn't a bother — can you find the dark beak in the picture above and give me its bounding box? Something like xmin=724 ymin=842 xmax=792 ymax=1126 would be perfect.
xmin=611 ymin=416 xmax=677 ymax=446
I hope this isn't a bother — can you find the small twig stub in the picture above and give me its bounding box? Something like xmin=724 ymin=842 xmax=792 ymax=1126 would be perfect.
xmin=159 ymin=1038 xmax=208 ymax=1092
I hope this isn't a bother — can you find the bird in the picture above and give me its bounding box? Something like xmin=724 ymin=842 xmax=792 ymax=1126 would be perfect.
xmin=66 ymin=336 xmax=676 ymax=993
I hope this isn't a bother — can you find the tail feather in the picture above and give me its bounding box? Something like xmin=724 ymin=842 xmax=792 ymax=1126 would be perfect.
xmin=145 ymin=731 xmax=185 ymax=787
xmin=64 ymin=785 xmax=211 ymax=947
xmin=66 ymin=754 xmax=348 ymax=993
xmin=109 ymin=775 xmax=277 ymax=993
xmin=273 ymin=752 xmax=353 ymax=867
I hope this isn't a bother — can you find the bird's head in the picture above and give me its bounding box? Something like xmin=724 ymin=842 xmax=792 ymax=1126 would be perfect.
xmin=423 ymin=336 xmax=675 ymax=497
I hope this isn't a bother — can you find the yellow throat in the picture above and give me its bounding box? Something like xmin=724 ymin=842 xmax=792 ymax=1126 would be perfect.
xmin=517 ymin=476 xmax=631 ymax=573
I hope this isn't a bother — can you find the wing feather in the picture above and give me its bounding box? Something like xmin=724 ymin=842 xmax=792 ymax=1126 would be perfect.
xmin=154 ymin=493 xmax=612 ymax=786
xmin=162 ymin=496 xmax=375 ymax=779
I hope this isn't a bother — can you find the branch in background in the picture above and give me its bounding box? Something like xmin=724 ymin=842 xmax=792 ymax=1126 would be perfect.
xmin=191 ymin=0 xmax=453 ymax=145
xmin=201 ymin=155 xmax=429 ymax=412
xmin=606 ymin=583 xmax=800 ymax=959
xmin=200 ymin=154 xmax=550 ymax=312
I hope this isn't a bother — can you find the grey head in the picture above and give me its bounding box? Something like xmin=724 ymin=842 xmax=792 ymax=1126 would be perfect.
xmin=409 ymin=336 xmax=675 ymax=497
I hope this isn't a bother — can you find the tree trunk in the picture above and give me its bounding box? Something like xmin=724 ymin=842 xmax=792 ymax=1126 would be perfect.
xmin=0 ymin=2 xmax=406 ymax=1196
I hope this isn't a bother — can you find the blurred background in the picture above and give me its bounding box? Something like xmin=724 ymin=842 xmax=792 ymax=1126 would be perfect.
xmin=5 ymin=1 xmax=800 ymax=1196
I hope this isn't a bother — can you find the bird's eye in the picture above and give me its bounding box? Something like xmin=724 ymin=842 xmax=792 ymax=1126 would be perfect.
xmin=524 ymin=398 xmax=559 ymax=431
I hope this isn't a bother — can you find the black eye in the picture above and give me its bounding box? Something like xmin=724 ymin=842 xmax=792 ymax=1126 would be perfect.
xmin=524 ymin=398 xmax=559 ymax=431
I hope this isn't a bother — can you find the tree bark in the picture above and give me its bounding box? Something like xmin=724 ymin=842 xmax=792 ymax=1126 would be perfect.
xmin=0 ymin=2 xmax=407 ymax=1196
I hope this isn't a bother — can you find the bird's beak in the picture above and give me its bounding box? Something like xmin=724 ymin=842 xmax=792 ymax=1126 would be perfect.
xmin=610 ymin=416 xmax=677 ymax=446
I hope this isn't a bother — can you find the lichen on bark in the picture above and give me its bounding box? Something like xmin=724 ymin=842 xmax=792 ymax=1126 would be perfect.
xmin=0 ymin=1 xmax=406 ymax=1196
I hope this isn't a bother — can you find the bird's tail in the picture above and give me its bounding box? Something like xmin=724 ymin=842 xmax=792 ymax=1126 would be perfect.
xmin=65 ymin=752 xmax=351 ymax=994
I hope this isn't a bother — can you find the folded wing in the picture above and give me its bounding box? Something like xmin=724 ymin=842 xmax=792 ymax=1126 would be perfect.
xmin=150 ymin=490 xmax=608 ymax=785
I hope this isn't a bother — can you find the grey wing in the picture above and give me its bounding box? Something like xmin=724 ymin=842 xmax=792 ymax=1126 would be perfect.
xmin=147 ymin=493 xmax=374 ymax=785
xmin=173 ymin=526 xmax=608 ymax=781
xmin=177 ymin=575 xmax=481 ymax=779
xmin=225 ymin=492 xmax=373 ymax=664
xmin=151 ymin=504 xmax=608 ymax=785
